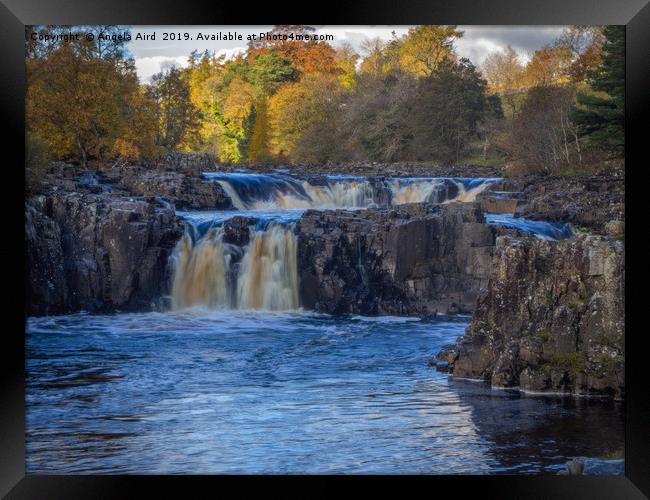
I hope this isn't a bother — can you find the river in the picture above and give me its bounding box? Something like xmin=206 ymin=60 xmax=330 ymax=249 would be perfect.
xmin=26 ymin=173 xmax=622 ymax=474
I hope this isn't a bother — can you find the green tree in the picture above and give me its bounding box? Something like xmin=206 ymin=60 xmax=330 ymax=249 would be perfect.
xmin=246 ymin=53 xmax=297 ymax=95
xmin=571 ymin=25 xmax=624 ymax=155
xmin=412 ymin=59 xmax=489 ymax=164
xmin=150 ymin=67 xmax=201 ymax=150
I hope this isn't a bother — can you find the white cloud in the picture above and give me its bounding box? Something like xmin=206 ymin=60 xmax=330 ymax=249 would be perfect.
xmin=134 ymin=48 xmax=246 ymax=82
xmin=135 ymin=56 xmax=189 ymax=82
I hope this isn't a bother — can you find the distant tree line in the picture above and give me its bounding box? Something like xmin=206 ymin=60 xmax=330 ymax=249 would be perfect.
xmin=26 ymin=25 xmax=624 ymax=174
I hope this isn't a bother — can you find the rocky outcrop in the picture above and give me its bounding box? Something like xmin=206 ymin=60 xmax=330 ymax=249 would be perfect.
xmin=296 ymin=203 xmax=499 ymax=316
xmin=476 ymin=190 xmax=526 ymax=214
xmin=448 ymin=235 xmax=624 ymax=398
xmin=26 ymin=193 xmax=183 ymax=316
xmin=479 ymin=174 xmax=625 ymax=233
xmin=118 ymin=170 xmax=233 ymax=210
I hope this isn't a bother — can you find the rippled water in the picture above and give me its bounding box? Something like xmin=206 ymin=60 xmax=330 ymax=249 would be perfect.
xmin=26 ymin=311 xmax=622 ymax=474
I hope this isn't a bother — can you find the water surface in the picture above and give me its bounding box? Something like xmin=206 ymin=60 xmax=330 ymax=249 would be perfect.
xmin=26 ymin=311 xmax=622 ymax=474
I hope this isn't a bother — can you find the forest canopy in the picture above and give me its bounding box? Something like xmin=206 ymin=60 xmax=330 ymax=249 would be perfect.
xmin=26 ymin=25 xmax=624 ymax=174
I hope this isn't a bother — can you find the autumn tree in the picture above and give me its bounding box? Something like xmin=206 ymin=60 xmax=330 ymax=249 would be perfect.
xmin=524 ymin=45 xmax=572 ymax=87
xmin=26 ymin=27 xmax=157 ymax=166
xmin=248 ymin=25 xmax=338 ymax=75
xmin=482 ymin=46 xmax=526 ymax=118
xmin=555 ymin=25 xmax=605 ymax=83
xmin=268 ymin=73 xmax=344 ymax=163
xmin=335 ymin=43 xmax=359 ymax=88
xmin=398 ymin=25 xmax=463 ymax=77
xmin=359 ymin=38 xmax=388 ymax=77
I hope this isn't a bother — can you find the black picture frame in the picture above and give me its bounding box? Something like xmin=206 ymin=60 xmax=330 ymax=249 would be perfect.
xmin=2 ymin=1 xmax=647 ymax=497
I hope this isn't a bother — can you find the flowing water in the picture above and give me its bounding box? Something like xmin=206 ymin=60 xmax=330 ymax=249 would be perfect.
xmin=26 ymin=173 xmax=613 ymax=475
xmin=26 ymin=312 xmax=623 ymax=474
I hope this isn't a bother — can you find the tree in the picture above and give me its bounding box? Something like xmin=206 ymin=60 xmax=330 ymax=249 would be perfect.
xmin=571 ymin=25 xmax=624 ymax=156
xmin=268 ymin=73 xmax=343 ymax=162
xmin=359 ymin=38 xmax=387 ymax=77
xmin=398 ymin=25 xmax=463 ymax=77
xmin=335 ymin=43 xmax=359 ymax=88
xmin=412 ymin=59 xmax=489 ymax=164
xmin=26 ymin=31 xmax=157 ymax=166
xmin=248 ymin=25 xmax=338 ymax=75
xmin=150 ymin=67 xmax=201 ymax=150
xmin=524 ymin=45 xmax=572 ymax=87
xmin=248 ymin=98 xmax=272 ymax=163
xmin=246 ymin=53 xmax=297 ymax=95
xmin=502 ymin=86 xmax=581 ymax=174
xmin=555 ymin=25 xmax=605 ymax=83
xmin=482 ymin=46 xmax=526 ymax=119
xmin=341 ymin=71 xmax=419 ymax=162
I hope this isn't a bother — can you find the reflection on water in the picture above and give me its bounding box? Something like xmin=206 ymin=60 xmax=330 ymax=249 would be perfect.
xmin=26 ymin=311 xmax=622 ymax=474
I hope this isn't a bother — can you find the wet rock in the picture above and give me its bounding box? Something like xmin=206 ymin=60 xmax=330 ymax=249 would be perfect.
xmin=118 ymin=170 xmax=233 ymax=210
xmin=476 ymin=191 xmax=526 ymax=214
xmin=511 ymin=175 xmax=624 ymax=235
xmin=222 ymin=216 xmax=256 ymax=247
xmin=296 ymin=202 xmax=497 ymax=316
xmin=450 ymin=235 xmax=624 ymax=398
xmin=26 ymin=192 xmax=183 ymax=315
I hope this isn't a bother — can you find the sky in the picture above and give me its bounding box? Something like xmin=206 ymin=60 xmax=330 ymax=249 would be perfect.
xmin=129 ymin=25 xmax=569 ymax=82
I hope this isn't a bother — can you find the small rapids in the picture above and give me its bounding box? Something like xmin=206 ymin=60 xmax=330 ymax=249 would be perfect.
xmin=204 ymin=172 xmax=500 ymax=210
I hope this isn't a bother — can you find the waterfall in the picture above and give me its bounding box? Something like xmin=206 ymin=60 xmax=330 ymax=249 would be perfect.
xmin=170 ymin=223 xmax=299 ymax=311
xmin=236 ymin=225 xmax=299 ymax=310
xmin=205 ymin=172 xmax=500 ymax=210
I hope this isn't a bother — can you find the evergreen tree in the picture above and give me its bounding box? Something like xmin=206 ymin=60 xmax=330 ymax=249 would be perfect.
xmin=571 ymin=25 xmax=624 ymax=155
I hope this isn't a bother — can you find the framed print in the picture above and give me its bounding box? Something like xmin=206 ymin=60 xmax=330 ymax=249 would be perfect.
xmin=1 ymin=0 xmax=647 ymax=497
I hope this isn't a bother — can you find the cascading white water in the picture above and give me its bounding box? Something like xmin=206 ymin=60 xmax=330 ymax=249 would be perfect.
xmin=170 ymin=223 xmax=299 ymax=311
xmin=207 ymin=172 xmax=499 ymax=210
xmin=236 ymin=225 xmax=299 ymax=310
xmin=452 ymin=180 xmax=494 ymax=203
xmin=300 ymin=180 xmax=378 ymax=208
xmin=388 ymin=179 xmax=444 ymax=204
xmin=170 ymin=228 xmax=233 ymax=309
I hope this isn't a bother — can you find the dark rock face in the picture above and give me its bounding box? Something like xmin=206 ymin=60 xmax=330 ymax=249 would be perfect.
xmin=296 ymin=203 xmax=496 ymax=315
xmin=26 ymin=193 xmax=183 ymax=316
xmin=119 ymin=171 xmax=233 ymax=210
xmin=449 ymin=235 xmax=624 ymax=398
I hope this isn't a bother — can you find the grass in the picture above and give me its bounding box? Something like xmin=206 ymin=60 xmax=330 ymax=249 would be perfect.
xmin=542 ymin=352 xmax=586 ymax=375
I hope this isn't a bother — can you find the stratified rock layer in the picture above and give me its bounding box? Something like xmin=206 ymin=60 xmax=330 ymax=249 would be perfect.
xmin=296 ymin=203 xmax=498 ymax=315
xmin=118 ymin=170 xmax=233 ymax=210
xmin=450 ymin=235 xmax=624 ymax=398
xmin=26 ymin=193 xmax=183 ymax=315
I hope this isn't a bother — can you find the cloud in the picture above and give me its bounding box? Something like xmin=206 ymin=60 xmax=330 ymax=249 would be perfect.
xmin=134 ymin=47 xmax=246 ymax=82
xmin=128 ymin=25 xmax=569 ymax=81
